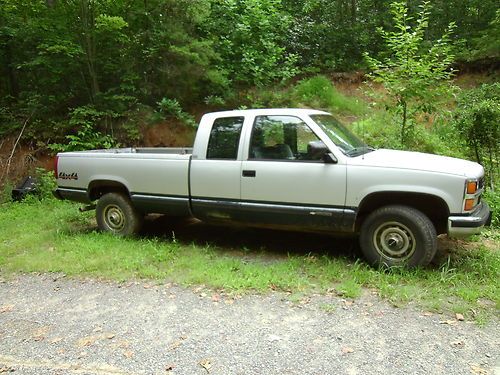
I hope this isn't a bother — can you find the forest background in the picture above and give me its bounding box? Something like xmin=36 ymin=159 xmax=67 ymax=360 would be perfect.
xmin=0 ymin=0 xmax=498 ymax=210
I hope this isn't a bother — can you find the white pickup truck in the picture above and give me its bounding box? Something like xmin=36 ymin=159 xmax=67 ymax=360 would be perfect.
xmin=54 ymin=108 xmax=491 ymax=267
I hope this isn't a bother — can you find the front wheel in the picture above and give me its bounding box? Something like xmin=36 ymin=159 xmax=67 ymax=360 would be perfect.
xmin=96 ymin=192 xmax=143 ymax=236
xmin=359 ymin=205 xmax=437 ymax=268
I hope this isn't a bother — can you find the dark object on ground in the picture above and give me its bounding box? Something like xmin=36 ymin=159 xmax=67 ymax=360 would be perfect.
xmin=12 ymin=176 xmax=38 ymax=201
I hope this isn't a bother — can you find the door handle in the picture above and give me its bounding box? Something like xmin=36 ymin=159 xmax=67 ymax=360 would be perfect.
xmin=242 ymin=170 xmax=256 ymax=177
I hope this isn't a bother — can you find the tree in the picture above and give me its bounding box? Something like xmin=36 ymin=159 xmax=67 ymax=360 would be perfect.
xmin=364 ymin=1 xmax=456 ymax=145
xmin=206 ymin=0 xmax=298 ymax=86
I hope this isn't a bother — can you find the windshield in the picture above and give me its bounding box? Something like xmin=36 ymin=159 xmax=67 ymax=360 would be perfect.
xmin=310 ymin=114 xmax=373 ymax=157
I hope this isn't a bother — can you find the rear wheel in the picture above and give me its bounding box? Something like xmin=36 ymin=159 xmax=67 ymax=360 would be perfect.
xmin=359 ymin=205 xmax=437 ymax=268
xmin=96 ymin=192 xmax=143 ymax=236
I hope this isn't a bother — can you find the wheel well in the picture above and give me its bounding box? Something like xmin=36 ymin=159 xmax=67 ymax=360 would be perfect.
xmin=356 ymin=192 xmax=450 ymax=234
xmin=88 ymin=180 xmax=130 ymax=201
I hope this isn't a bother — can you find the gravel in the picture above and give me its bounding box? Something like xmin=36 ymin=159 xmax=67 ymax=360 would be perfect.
xmin=0 ymin=274 xmax=498 ymax=375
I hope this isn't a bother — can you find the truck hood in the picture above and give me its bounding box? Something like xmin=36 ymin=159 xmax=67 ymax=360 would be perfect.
xmin=348 ymin=149 xmax=483 ymax=178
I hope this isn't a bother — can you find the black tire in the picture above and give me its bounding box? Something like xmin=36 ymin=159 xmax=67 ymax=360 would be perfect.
xmin=96 ymin=192 xmax=143 ymax=236
xmin=359 ymin=205 xmax=437 ymax=268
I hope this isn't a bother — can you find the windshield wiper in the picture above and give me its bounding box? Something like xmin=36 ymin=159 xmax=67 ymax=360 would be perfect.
xmin=345 ymin=146 xmax=375 ymax=157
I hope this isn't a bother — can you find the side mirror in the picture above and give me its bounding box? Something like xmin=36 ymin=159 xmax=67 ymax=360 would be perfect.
xmin=323 ymin=152 xmax=338 ymax=164
xmin=307 ymin=141 xmax=337 ymax=163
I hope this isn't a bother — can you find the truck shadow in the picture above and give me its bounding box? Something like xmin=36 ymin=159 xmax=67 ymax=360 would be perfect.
xmin=141 ymin=214 xmax=359 ymax=261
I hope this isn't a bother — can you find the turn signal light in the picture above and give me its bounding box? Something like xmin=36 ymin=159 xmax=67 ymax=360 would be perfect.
xmin=464 ymin=198 xmax=475 ymax=211
xmin=466 ymin=181 xmax=478 ymax=194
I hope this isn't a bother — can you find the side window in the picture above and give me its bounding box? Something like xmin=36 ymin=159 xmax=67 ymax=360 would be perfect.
xmin=206 ymin=117 xmax=244 ymax=160
xmin=249 ymin=115 xmax=324 ymax=161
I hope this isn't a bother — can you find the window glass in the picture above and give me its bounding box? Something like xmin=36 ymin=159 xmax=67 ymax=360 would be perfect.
xmin=206 ymin=117 xmax=244 ymax=159
xmin=249 ymin=116 xmax=324 ymax=161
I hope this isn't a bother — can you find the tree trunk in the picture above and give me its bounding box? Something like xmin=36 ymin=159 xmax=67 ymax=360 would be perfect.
xmin=80 ymin=0 xmax=99 ymax=101
xmin=4 ymin=41 xmax=20 ymax=99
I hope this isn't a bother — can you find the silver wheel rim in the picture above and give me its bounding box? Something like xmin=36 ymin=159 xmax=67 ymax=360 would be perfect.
xmin=103 ymin=204 xmax=125 ymax=231
xmin=372 ymin=221 xmax=416 ymax=262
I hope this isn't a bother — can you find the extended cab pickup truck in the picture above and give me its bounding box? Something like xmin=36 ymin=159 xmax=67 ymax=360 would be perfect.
xmin=54 ymin=108 xmax=492 ymax=267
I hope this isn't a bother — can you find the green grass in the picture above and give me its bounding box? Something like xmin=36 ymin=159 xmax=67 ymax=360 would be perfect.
xmin=0 ymin=198 xmax=499 ymax=322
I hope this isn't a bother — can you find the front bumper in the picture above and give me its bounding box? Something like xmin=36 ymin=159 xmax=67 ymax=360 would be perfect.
xmin=448 ymin=201 xmax=492 ymax=238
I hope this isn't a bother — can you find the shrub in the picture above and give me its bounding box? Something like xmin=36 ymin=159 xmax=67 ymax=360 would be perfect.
xmin=292 ymin=75 xmax=366 ymax=115
xmin=453 ymin=83 xmax=499 ymax=189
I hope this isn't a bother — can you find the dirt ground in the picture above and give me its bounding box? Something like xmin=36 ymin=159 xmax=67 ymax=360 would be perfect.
xmin=0 ymin=274 xmax=498 ymax=375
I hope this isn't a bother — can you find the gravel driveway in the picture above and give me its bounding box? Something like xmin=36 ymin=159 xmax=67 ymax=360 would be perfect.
xmin=0 ymin=274 xmax=498 ymax=375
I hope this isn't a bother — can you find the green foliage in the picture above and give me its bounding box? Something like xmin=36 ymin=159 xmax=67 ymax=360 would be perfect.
xmin=34 ymin=168 xmax=57 ymax=200
xmin=292 ymin=75 xmax=366 ymax=115
xmin=365 ymin=1 xmax=457 ymax=145
xmin=49 ymin=106 xmax=117 ymax=152
xmin=157 ymin=98 xmax=197 ymax=128
xmin=453 ymin=83 xmax=500 ymax=189
xmin=351 ymin=111 xmax=465 ymax=156
xmin=206 ymin=0 xmax=298 ymax=85
xmin=457 ymin=9 xmax=500 ymax=62
xmin=0 ymin=181 xmax=14 ymax=204
xmin=483 ymin=189 xmax=500 ymax=228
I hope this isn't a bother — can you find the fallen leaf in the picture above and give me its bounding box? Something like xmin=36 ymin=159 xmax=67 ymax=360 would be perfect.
xmin=439 ymin=319 xmax=458 ymax=325
xmin=50 ymin=337 xmax=63 ymax=344
xmin=33 ymin=327 xmax=50 ymax=342
xmin=211 ymin=294 xmax=221 ymax=302
xmin=165 ymin=364 xmax=175 ymax=372
xmin=422 ymin=312 xmax=433 ymax=317
xmin=341 ymin=346 xmax=355 ymax=354
xmin=123 ymin=350 xmax=134 ymax=359
xmin=105 ymin=333 xmax=115 ymax=340
xmin=455 ymin=313 xmax=465 ymax=321
xmin=110 ymin=340 xmax=129 ymax=350
xmin=0 ymin=365 xmax=15 ymax=373
xmin=450 ymin=340 xmax=465 ymax=348
xmin=470 ymin=365 xmax=488 ymax=374
xmin=198 ymin=358 xmax=213 ymax=373
xmin=77 ymin=336 xmax=97 ymax=347
xmin=224 ymin=299 xmax=234 ymax=305
xmin=168 ymin=340 xmax=183 ymax=351
xmin=0 ymin=305 xmax=14 ymax=313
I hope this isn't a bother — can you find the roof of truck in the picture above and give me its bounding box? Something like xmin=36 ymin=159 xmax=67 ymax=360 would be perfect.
xmin=203 ymin=108 xmax=330 ymax=118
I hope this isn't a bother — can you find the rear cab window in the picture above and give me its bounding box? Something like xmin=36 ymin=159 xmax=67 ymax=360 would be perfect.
xmin=206 ymin=117 xmax=244 ymax=160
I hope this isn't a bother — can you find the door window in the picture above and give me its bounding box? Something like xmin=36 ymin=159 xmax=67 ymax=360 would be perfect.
xmin=249 ymin=115 xmax=324 ymax=161
xmin=206 ymin=117 xmax=244 ymax=159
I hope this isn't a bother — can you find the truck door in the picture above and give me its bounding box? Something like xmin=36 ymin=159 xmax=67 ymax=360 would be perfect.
xmin=190 ymin=116 xmax=245 ymax=221
xmin=240 ymin=115 xmax=348 ymax=231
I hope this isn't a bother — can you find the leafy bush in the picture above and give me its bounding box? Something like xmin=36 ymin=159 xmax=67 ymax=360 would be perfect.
xmin=0 ymin=181 xmax=14 ymax=204
xmin=157 ymin=98 xmax=197 ymax=128
xmin=453 ymin=83 xmax=499 ymax=189
xmin=49 ymin=106 xmax=117 ymax=152
xmin=483 ymin=189 xmax=500 ymax=229
xmin=292 ymin=75 xmax=366 ymax=115
xmin=34 ymin=168 xmax=57 ymax=200
xmin=352 ymin=112 xmax=466 ymax=157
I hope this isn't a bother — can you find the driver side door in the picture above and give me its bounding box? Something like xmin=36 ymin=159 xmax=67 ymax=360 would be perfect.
xmin=239 ymin=115 xmax=349 ymax=231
